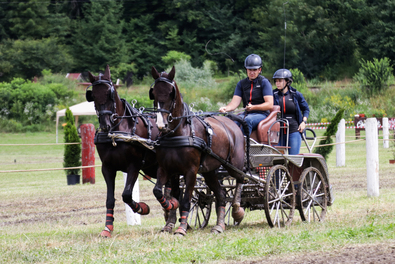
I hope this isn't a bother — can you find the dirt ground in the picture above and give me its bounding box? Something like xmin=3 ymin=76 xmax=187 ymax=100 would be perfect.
xmin=240 ymin=243 xmax=395 ymax=264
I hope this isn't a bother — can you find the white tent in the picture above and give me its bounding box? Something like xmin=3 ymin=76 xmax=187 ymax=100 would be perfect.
xmin=56 ymin=101 xmax=96 ymax=143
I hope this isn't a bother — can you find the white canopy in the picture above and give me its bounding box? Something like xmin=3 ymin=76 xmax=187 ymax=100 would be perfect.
xmin=56 ymin=101 xmax=96 ymax=143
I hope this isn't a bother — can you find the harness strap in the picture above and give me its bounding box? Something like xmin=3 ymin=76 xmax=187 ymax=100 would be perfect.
xmin=158 ymin=136 xmax=207 ymax=150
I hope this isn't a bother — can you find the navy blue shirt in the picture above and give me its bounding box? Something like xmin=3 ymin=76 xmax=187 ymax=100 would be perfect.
xmin=234 ymin=75 xmax=273 ymax=115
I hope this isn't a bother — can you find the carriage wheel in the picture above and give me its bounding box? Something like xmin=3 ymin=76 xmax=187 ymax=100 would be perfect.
xmin=264 ymin=165 xmax=295 ymax=228
xmin=188 ymin=176 xmax=213 ymax=228
xmin=298 ymin=167 xmax=327 ymax=222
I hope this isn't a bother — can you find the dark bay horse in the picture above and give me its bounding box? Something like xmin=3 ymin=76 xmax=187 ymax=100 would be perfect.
xmin=149 ymin=66 xmax=246 ymax=235
xmin=87 ymin=65 xmax=160 ymax=238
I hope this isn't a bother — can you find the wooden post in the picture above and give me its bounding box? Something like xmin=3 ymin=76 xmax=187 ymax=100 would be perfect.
xmin=80 ymin=124 xmax=95 ymax=184
xmin=336 ymin=119 xmax=345 ymax=167
xmin=123 ymin=173 xmax=141 ymax=225
xmin=383 ymin=117 xmax=389 ymax=149
xmin=365 ymin=118 xmax=379 ymax=197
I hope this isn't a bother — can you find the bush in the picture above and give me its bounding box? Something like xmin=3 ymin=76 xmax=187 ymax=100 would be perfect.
xmin=314 ymin=109 xmax=345 ymax=160
xmin=162 ymin=51 xmax=191 ymax=67
xmin=353 ymin=57 xmax=393 ymax=95
xmin=63 ymin=108 xmax=81 ymax=176
xmin=168 ymin=59 xmax=217 ymax=88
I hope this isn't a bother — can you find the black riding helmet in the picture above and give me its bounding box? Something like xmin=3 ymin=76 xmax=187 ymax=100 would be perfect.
xmin=244 ymin=54 xmax=262 ymax=69
xmin=273 ymin=69 xmax=293 ymax=88
xmin=273 ymin=69 xmax=293 ymax=82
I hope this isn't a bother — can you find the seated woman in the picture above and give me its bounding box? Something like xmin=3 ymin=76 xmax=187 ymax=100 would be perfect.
xmin=272 ymin=69 xmax=310 ymax=155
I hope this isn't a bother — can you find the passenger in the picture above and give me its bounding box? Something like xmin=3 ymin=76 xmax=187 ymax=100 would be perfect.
xmin=272 ymin=69 xmax=310 ymax=155
xmin=219 ymin=54 xmax=273 ymax=136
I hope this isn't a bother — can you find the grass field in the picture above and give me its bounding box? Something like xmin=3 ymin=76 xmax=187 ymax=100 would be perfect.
xmin=0 ymin=129 xmax=394 ymax=263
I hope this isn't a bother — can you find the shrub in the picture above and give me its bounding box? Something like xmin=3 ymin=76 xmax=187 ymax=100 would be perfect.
xmin=353 ymin=57 xmax=393 ymax=95
xmin=314 ymin=109 xmax=345 ymax=160
xmin=162 ymin=51 xmax=191 ymax=67
xmin=168 ymin=59 xmax=217 ymax=88
xmin=63 ymin=108 xmax=81 ymax=176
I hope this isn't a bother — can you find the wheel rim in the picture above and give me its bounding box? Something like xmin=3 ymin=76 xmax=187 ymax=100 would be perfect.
xmin=298 ymin=167 xmax=327 ymax=222
xmin=264 ymin=165 xmax=295 ymax=227
xmin=188 ymin=176 xmax=212 ymax=228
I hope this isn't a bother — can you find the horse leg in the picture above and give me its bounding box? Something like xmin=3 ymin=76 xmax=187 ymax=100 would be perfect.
xmin=153 ymin=168 xmax=179 ymax=216
xmin=161 ymin=179 xmax=179 ymax=233
xmin=231 ymin=181 xmax=245 ymax=223
xmin=100 ymin=166 xmax=116 ymax=238
xmin=122 ymin=166 xmax=150 ymax=215
xmin=203 ymin=171 xmax=226 ymax=234
xmin=174 ymin=172 xmax=195 ymax=236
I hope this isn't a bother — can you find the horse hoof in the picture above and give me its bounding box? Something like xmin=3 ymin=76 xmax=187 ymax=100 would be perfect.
xmin=138 ymin=202 xmax=150 ymax=215
xmin=100 ymin=230 xmax=112 ymax=238
xmin=232 ymin=206 xmax=245 ymax=223
xmin=174 ymin=227 xmax=186 ymax=236
xmin=161 ymin=223 xmax=174 ymax=233
xmin=211 ymin=225 xmax=224 ymax=234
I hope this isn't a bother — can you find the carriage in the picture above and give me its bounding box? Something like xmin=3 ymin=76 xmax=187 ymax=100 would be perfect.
xmin=88 ymin=65 xmax=334 ymax=237
xmin=186 ymin=105 xmax=334 ymax=229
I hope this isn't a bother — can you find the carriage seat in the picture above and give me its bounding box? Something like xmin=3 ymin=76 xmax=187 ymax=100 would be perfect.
xmin=250 ymin=105 xmax=281 ymax=145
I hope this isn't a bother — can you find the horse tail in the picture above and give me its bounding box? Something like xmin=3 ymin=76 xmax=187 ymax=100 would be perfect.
xmin=225 ymin=113 xmax=250 ymax=172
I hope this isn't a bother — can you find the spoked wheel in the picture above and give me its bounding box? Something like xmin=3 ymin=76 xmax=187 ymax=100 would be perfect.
xmin=221 ymin=177 xmax=240 ymax=226
xmin=298 ymin=167 xmax=327 ymax=222
xmin=188 ymin=175 xmax=213 ymax=228
xmin=264 ymin=165 xmax=295 ymax=227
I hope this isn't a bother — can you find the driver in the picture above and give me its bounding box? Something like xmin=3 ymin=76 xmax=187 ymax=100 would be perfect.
xmin=219 ymin=54 xmax=273 ymax=136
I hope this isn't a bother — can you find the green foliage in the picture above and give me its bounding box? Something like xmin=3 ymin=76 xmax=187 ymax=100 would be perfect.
xmin=71 ymin=1 xmax=127 ymax=72
xmin=353 ymin=57 xmax=393 ymax=95
xmin=63 ymin=108 xmax=81 ymax=176
xmin=0 ymin=72 xmax=79 ymax=132
xmin=314 ymin=109 xmax=345 ymax=160
xmin=0 ymin=38 xmax=74 ymax=82
xmin=110 ymin=63 xmax=137 ymax=86
xmin=219 ymin=70 xmax=243 ymax=102
xmin=168 ymin=59 xmax=217 ymax=88
xmin=162 ymin=51 xmax=191 ymax=67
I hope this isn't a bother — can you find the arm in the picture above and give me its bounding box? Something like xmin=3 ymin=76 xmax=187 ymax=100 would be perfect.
xmin=297 ymin=92 xmax=310 ymax=132
xmin=246 ymin=95 xmax=273 ymax=112
xmin=219 ymin=95 xmax=242 ymax=112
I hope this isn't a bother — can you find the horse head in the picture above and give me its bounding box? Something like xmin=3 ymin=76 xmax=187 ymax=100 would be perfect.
xmin=87 ymin=65 xmax=122 ymax=132
xmin=150 ymin=66 xmax=182 ymax=133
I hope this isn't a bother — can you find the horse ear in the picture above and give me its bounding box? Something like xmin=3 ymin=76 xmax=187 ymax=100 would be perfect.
xmin=88 ymin=71 xmax=95 ymax=83
xmin=151 ymin=66 xmax=160 ymax=79
xmin=168 ymin=66 xmax=175 ymax=81
xmin=103 ymin=64 xmax=111 ymax=79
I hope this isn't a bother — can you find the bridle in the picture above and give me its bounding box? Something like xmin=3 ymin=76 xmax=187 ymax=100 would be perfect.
xmin=149 ymin=73 xmax=177 ymax=115
xmin=86 ymin=76 xmax=119 ymax=128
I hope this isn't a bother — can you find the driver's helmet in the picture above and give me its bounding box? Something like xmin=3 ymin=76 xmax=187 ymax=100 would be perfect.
xmin=273 ymin=69 xmax=293 ymax=83
xmin=244 ymin=54 xmax=262 ymax=69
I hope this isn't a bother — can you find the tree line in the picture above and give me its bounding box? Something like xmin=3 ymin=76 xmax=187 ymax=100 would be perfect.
xmin=1 ymin=0 xmax=394 ymax=82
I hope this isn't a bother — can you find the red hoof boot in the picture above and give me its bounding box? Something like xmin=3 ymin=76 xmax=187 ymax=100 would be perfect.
xmin=100 ymin=230 xmax=112 ymax=238
xmin=138 ymin=202 xmax=150 ymax=215
xmin=174 ymin=226 xmax=187 ymax=236
xmin=232 ymin=205 xmax=245 ymax=223
xmin=100 ymin=226 xmax=113 ymax=238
